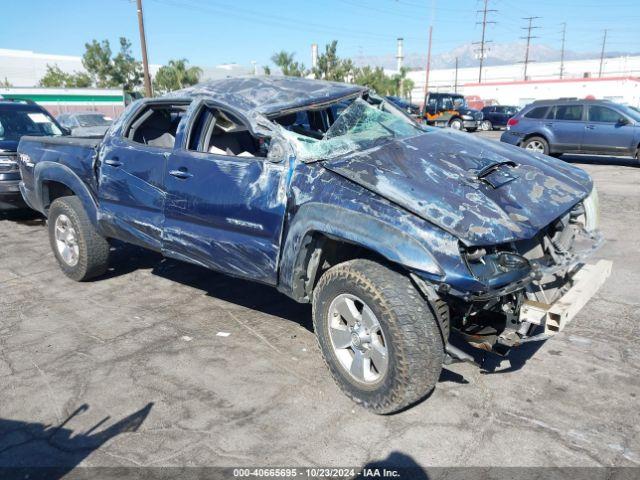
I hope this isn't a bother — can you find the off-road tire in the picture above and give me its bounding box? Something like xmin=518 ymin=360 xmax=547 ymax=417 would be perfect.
xmin=522 ymin=136 xmax=550 ymax=155
xmin=48 ymin=196 xmax=110 ymax=281
xmin=449 ymin=118 xmax=463 ymax=130
xmin=312 ymin=259 xmax=444 ymax=414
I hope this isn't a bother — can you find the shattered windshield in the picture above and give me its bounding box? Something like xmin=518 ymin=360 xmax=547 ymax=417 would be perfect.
xmin=283 ymin=99 xmax=425 ymax=162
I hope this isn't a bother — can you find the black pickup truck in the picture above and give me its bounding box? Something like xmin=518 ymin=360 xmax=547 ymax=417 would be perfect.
xmin=17 ymin=77 xmax=611 ymax=413
xmin=0 ymin=98 xmax=66 ymax=211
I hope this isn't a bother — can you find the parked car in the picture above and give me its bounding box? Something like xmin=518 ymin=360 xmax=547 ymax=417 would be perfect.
xmin=384 ymin=95 xmax=420 ymax=116
xmin=57 ymin=111 xmax=113 ymax=137
xmin=480 ymin=105 xmax=519 ymax=130
xmin=422 ymin=92 xmax=483 ymax=131
xmin=501 ymin=98 xmax=640 ymax=160
xmin=0 ymin=98 xmax=66 ymax=211
xmin=18 ymin=77 xmax=610 ymax=413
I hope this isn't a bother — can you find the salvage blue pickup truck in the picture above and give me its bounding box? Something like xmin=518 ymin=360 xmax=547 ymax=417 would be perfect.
xmin=17 ymin=77 xmax=611 ymax=413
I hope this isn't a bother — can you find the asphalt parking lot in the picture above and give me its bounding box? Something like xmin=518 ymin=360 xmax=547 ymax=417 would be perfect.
xmin=1 ymin=130 xmax=639 ymax=470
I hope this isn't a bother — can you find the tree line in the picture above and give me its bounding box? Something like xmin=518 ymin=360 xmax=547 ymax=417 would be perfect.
xmin=39 ymin=37 xmax=202 ymax=94
xmin=269 ymin=41 xmax=414 ymax=98
xmin=39 ymin=38 xmax=414 ymax=100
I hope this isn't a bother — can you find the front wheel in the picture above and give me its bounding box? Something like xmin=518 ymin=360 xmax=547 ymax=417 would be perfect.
xmin=522 ymin=136 xmax=550 ymax=155
xmin=449 ymin=118 xmax=463 ymax=130
xmin=48 ymin=196 xmax=110 ymax=281
xmin=312 ymin=259 xmax=444 ymax=414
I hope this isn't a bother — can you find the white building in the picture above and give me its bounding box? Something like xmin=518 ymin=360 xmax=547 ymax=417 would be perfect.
xmin=0 ymin=48 xmax=251 ymax=87
xmin=406 ymin=55 xmax=640 ymax=107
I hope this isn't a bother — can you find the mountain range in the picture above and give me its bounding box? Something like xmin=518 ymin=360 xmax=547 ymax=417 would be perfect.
xmin=352 ymin=42 xmax=638 ymax=70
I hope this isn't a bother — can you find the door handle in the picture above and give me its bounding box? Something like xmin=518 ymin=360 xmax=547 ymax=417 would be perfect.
xmin=104 ymin=158 xmax=122 ymax=167
xmin=544 ymin=123 xmax=553 ymax=127
xmin=169 ymin=169 xmax=193 ymax=179
xmin=585 ymin=124 xmax=595 ymax=130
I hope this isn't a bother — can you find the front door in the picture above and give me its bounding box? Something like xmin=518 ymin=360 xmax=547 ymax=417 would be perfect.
xmin=162 ymin=102 xmax=288 ymax=285
xmin=584 ymin=105 xmax=636 ymax=155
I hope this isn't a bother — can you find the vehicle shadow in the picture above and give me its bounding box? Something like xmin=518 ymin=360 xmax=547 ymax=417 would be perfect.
xmin=104 ymin=244 xmax=548 ymax=377
xmin=105 ymin=242 xmax=315 ymax=332
xmin=0 ymin=402 xmax=153 ymax=479
xmin=447 ymin=332 xmax=547 ymax=375
xmin=0 ymin=210 xmax=45 ymax=224
xmin=561 ymin=154 xmax=638 ymax=167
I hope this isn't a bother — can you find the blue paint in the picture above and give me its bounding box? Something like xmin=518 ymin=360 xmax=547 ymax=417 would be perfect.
xmin=17 ymin=77 xmax=599 ymax=304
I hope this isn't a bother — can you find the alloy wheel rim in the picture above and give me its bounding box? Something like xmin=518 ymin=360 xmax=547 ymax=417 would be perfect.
xmin=327 ymin=294 xmax=388 ymax=385
xmin=526 ymin=140 xmax=545 ymax=153
xmin=54 ymin=214 xmax=80 ymax=267
xmin=451 ymin=120 xmax=462 ymax=130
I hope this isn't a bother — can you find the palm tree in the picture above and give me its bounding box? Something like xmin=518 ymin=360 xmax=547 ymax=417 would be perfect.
xmin=153 ymin=59 xmax=203 ymax=94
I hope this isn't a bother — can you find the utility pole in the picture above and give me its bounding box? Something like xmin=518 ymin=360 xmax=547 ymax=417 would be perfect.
xmin=136 ymin=0 xmax=153 ymax=97
xmin=521 ymin=16 xmax=540 ymax=81
xmin=598 ymin=29 xmax=608 ymax=78
xmin=473 ymin=0 xmax=496 ymax=83
xmin=559 ymin=22 xmax=566 ymax=79
xmin=454 ymin=57 xmax=458 ymax=92
xmin=423 ymin=25 xmax=433 ymax=113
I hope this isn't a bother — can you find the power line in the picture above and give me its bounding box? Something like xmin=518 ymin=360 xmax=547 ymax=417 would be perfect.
xmin=598 ymin=29 xmax=608 ymax=77
xmin=520 ymin=16 xmax=540 ymax=81
xmin=473 ymin=0 xmax=497 ymax=83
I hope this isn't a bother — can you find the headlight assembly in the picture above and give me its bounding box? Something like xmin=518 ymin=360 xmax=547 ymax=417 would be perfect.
xmin=582 ymin=186 xmax=600 ymax=232
xmin=0 ymin=155 xmax=19 ymax=173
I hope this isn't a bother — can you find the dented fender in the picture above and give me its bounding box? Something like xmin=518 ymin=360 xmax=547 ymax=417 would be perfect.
xmin=32 ymin=161 xmax=99 ymax=225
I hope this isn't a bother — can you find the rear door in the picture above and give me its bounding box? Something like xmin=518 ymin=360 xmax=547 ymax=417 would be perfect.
xmin=546 ymin=104 xmax=585 ymax=153
xmin=162 ymin=100 xmax=288 ymax=285
xmin=584 ymin=104 xmax=636 ymax=155
xmin=97 ymin=100 xmax=189 ymax=250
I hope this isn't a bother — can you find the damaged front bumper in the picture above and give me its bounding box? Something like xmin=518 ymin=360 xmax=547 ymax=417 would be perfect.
xmin=415 ymin=226 xmax=612 ymax=358
xmin=519 ymin=259 xmax=612 ymax=337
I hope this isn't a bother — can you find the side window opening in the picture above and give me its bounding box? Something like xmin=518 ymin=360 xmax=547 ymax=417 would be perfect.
xmin=554 ymin=104 xmax=583 ymax=121
xmin=127 ymin=103 xmax=189 ymax=149
xmin=273 ymin=109 xmax=330 ymax=140
xmin=588 ymin=106 xmax=621 ymax=123
xmin=188 ymin=106 xmax=266 ymax=158
xmin=525 ymin=106 xmax=549 ymax=119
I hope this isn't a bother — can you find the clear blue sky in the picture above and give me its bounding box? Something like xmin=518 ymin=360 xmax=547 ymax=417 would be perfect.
xmin=1 ymin=0 xmax=638 ymax=67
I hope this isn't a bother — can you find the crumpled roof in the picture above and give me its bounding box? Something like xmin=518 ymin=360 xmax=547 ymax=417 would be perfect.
xmin=165 ymin=76 xmax=366 ymax=116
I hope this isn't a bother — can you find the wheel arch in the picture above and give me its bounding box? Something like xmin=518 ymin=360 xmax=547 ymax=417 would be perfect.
xmin=34 ymin=161 xmax=99 ymax=225
xmin=278 ymin=203 xmax=443 ymax=302
xmin=520 ymin=132 xmax=549 ymax=146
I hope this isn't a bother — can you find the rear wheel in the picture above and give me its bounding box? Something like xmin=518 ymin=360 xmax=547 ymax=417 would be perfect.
xmin=481 ymin=120 xmax=493 ymax=131
xmin=449 ymin=118 xmax=463 ymax=130
xmin=48 ymin=196 xmax=110 ymax=281
xmin=312 ymin=259 xmax=444 ymax=414
xmin=522 ymin=136 xmax=549 ymax=155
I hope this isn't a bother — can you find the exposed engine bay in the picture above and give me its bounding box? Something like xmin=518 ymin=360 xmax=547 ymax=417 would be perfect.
xmin=437 ymin=189 xmax=611 ymax=356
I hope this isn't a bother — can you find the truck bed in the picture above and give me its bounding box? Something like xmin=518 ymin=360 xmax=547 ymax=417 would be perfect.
xmin=18 ymin=135 xmax=102 ymax=214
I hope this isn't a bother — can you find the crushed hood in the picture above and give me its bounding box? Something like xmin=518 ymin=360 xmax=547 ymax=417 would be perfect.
xmin=322 ymin=129 xmax=593 ymax=246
